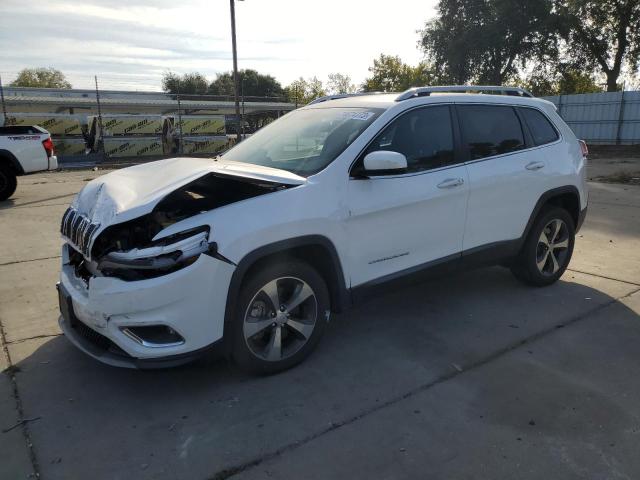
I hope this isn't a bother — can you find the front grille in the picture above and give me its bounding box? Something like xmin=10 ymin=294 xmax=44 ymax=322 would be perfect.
xmin=61 ymin=207 xmax=100 ymax=258
xmin=72 ymin=321 xmax=131 ymax=358
xmin=73 ymin=320 xmax=111 ymax=349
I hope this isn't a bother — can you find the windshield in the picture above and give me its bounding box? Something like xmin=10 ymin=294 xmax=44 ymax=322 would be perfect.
xmin=222 ymin=107 xmax=383 ymax=176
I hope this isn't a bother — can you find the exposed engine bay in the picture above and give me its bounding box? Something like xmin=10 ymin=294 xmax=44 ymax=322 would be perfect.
xmin=64 ymin=172 xmax=292 ymax=282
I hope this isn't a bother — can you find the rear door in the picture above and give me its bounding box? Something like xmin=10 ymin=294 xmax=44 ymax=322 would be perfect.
xmin=458 ymin=103 xmax=549 ymax=250
xmin=346 ymin=104 xmax=469 ymax=287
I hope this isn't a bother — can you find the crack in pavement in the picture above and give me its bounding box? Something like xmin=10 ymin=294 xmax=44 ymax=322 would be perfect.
xmin=208 ymin=286 xmax=640 ymax=480
xmin=0 ymin=255 xmax=61 ymax=268
xmin=0 ymin=317 xmax=41 ymax=478
xmin=9 ymin=202 xmax=74 ymax=210
xmin=0 ymin=193 xmax=75 ymax=210
xmin=588 ymin=200 xmax=640 ymax=208
xmin=5 ymin=333 xmax=62 ymax=346
xmin=567 ymin=268 xmax=640 ymax=287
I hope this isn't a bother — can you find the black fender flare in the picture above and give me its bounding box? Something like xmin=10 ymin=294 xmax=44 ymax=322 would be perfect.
xmin=520 ymin=185 xmax=582 ymax=244
xmin=222 ymin=234 xmax=350 ymax=341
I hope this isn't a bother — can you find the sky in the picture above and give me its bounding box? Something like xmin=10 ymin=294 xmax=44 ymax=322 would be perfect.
xmin=0 ymin=0 xmax=438 ymax=92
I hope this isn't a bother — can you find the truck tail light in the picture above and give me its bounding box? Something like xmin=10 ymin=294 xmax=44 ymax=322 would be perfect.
xmin=42 ymin=137 xmax=55 ymax=158
xmin=579 ymin=140 xmax=588 ymax=157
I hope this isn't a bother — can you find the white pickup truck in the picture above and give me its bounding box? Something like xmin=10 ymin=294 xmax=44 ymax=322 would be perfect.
xmin=0 ymin=125 xmax=58 ymax=200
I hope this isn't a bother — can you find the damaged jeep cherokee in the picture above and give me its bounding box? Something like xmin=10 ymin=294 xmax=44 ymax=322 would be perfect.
xmin=58 ymin=86 xmax=588 ymax=373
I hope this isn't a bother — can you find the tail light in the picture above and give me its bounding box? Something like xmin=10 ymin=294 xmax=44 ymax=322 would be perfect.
xmin=579 ymin=140 xmax=588 ymax=157
xmin=42 ymin=137 xmax=55 ymax=158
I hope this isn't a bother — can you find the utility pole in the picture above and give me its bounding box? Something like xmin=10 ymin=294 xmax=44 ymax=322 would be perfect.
xmin=229 ymin=0 xmax=243 ymax=142
xmin=94 ymin=76 xmax=105 ymax=156
xmin=241 ymin=77 xmax=245 ymax=139
xmin=177 ymin=94 xmax=184 ymax=154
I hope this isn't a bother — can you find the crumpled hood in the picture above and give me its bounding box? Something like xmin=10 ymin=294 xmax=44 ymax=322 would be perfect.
xmin=71 ymin=157 xmax=305 ymax=225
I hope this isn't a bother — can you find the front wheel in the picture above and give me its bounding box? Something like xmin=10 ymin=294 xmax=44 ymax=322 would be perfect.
xmin=0 ymin=164 xmax=17 ymax=201
xmin=231 ymin=261 xmax=330 ymax=374
xmin=511 ymin=207 xmax=575 ymax=286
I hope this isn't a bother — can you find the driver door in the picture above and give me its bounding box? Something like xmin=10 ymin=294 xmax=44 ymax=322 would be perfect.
xmin=346 ymin=105 xmax=469 ymax=287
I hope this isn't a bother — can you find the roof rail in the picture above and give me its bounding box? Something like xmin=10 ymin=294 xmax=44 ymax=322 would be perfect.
xmin=308 ymin=92 xmax=385 ymax=105
xmin=395 ymin=85 xmax=533 ymax=101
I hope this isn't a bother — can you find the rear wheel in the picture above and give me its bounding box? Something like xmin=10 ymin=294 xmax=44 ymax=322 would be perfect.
xmin=511 ymin=207 xmax=575 ymax=286
xmin=0 ymin=164 xmax=17 ymax=201
xmin=231 ymin=261 xmax=330 ymax=374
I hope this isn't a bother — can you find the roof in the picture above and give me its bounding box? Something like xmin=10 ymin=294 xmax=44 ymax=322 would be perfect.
xmin=304 ymin=91 xmax=555 ymax=111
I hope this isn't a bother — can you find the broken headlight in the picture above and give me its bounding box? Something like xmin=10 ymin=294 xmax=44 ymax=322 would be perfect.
xmin=97 ymin=227 xmax=211 ymax=281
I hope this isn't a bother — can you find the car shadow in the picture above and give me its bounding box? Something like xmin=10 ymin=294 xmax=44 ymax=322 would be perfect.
xmin=5 ymin=266 xmax=639 ymax=479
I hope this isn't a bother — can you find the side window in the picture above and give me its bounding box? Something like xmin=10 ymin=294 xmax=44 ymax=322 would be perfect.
xmin=458 ymin=105 xmax=525 ymax=160
xmin=520 ymin=108 xmax=559 ymax=146
xmin=362 ymin=105 xmax=455 ymax=174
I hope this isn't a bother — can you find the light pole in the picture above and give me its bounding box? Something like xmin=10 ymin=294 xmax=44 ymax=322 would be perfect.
xmin=241 ymin=77 xmax=246 ymax=138
xmin=229 ymin=0 xmax=243 ymax=142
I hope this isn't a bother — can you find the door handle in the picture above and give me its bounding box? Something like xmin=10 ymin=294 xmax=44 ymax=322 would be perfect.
xmin=437 ymin=178 xmax=464 ymax=189
xmin=526 ymin=161 xmax=545 ymax=171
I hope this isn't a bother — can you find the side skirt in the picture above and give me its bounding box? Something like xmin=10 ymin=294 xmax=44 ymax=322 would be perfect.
xmin=350 ymin=239 xmax=522 ymax=305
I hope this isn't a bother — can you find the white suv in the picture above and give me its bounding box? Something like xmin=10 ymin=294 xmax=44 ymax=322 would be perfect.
xmin=57 ymin=86 xmax=588 ymax=373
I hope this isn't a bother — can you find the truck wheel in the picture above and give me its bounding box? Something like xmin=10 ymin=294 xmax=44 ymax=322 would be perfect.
xmin=0 ymin=164 xmax=17 ymax=201
xmin=511 ymin=206 xmax=575 ymax=287
xmin=231 ymin=260 xmax=330 ymax=375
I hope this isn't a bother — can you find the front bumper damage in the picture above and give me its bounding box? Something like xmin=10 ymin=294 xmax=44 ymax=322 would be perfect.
xmin=56 ymin=159 xmax=302 ymax=367
xmin=58 ymin=243 xmax=235 ymax=368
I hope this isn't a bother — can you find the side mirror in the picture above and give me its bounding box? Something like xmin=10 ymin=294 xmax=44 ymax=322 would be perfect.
xmin=363 ymin=151 xmax=407 ymax=173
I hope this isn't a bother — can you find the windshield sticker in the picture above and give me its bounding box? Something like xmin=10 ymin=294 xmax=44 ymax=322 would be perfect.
xmin=343 ymin=111 xmax=376 ymax=121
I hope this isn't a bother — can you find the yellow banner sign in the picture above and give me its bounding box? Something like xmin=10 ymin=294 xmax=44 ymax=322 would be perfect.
xmin=103 ymin=137 xmax=164 ymax=157
xmin=181 ymin=135 xmax=229 ymax=154
xmin=53 ymin=137 xmax=88 ymax=156
xmin=175 ymin=116 xmax=226 ymax=135
xmin=93 ymin=115 xmax=164 ymax=136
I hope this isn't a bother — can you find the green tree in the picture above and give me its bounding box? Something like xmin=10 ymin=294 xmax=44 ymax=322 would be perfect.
xmin=327 ymin=73 xmax=357 ymax=94
xmin=284 ymin=77 xmax=327 ymax=104
xmin=555 ymin=0 xmax=640 ymax=92
xmin=162 ymin=71 xmax=209 ymax=95
xmin=557 ymin=69 xmax=603 ymax=94
xmin=521 ymin=65 xmax=603 ymax=95
xmin=519 ymin=67 xmax=559 ymax=96
xmin=306 ymin=76 xmax=326 ymax=99
xmin=362 ymin=54 xmax=436 ymax=92
xmin=208 ymin=69 xmax=284 ymax=97
xmin=284 ymin=78 xmax=308 ymax=105
xmin=420 ymin=0 xmax=557 ymax=85
xmin=10 ymin=67 xmax=72 ymax=89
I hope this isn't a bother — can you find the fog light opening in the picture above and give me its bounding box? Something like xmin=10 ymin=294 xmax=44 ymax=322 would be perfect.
xmin=121 ymin=326 xmax=185 ymax=348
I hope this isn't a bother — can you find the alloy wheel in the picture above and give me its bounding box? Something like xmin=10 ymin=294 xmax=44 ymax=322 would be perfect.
xmin=536 ymin=218 xmax=570 ymax=276
xmin=243 ymin=276 xmax=318 ymax=362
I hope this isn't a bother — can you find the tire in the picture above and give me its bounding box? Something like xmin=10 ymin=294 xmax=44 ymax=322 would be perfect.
xmin=231 ymin=260 xmax=330 ymax=374
xmin=511 ymin=206 xmax=575 ymax=287
xmin=0 ymin=164 xmax=17 ymax=201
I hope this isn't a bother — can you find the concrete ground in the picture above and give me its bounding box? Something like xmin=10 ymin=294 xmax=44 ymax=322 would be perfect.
xmin=585 ymin=151 xmax=640 ymax=183
xmin=0 ymin=158 xmax=639 ymax=480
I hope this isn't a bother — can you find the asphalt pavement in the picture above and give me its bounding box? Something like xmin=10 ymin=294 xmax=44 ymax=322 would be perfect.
xmin=1 ymin=166 xmax=639 ymax=480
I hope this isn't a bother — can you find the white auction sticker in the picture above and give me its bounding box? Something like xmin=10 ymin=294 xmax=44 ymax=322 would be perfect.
xmin=343 ymin=111 xmax=375 ymax=121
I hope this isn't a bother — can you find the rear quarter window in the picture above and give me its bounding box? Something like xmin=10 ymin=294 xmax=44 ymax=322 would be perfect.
xmin=519 ymin=108 xmax=559 ymax=146
xmin=458 ymin=105 xmax=525 ymax=160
